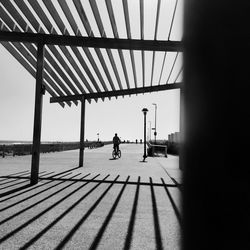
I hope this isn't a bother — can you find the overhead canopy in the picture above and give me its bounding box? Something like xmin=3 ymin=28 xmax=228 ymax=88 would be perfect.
xmin=0 ymin=0 xmax=183 ymax=107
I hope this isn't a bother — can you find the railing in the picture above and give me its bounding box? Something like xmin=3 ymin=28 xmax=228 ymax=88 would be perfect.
xmin=87 ymin=141 xmax=113 ymax=149
xmin=147 ymin=142 xmax=168 ymax=157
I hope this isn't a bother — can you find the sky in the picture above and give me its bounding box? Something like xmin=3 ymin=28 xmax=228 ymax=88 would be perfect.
xmin=0 ymin=0 xmax=182 ymax=142
xmin=0 ymin=44 xmax=180 ymax=142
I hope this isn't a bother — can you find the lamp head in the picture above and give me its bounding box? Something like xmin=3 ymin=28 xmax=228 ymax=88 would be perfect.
xmin=142 ymin=108 xmax=148 ymax=115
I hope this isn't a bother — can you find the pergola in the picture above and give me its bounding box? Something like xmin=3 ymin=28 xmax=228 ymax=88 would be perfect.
xmin=0 ymin=0 xmax=183 ymax=185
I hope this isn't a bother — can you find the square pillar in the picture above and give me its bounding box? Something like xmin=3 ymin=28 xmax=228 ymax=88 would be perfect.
xmin=30 ymin=42 xmax=45 ymax=185
xmin=79 ymin=98 xmax=85 ymax=167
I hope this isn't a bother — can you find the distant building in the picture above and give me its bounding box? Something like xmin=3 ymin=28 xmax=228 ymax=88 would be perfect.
xmin=167 ymin=132 xmax=180 ymax=155
xmin=168 ymin=132 xmax=180 ymax=144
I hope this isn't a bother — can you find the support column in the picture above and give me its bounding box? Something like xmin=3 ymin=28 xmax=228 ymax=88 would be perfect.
xmin=79 ymin=98 xmax=85 ymax=167
xmin=31 ymin=42 xmax=45 ymax=185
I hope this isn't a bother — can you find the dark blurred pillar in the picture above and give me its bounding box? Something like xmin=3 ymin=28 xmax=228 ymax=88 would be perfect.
xmin=182 ymin=0 xmax=250 ymax=249
xmin=179 ymin=87 xmax=184 ymax=170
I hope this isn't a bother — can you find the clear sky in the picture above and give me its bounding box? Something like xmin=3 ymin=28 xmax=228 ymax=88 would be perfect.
xmin=0 ymin=45 xmax=180 ymax=142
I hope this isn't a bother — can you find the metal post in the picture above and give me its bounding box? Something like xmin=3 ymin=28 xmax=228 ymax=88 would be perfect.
xmin=152 ymin=103 xmax=157 ymax=144
xmin=144 ymin=114 xmax=146 ymax=159
xmin=155 ymin=105 xmax=157 ymax=143
xmin=31 ymin=42 xmax=45 ymax=185
xmin=79 ymin=98 xmax=85 ymax=167
xmin=142 ymin=108 xmax=148 ymax=161
xmin=148 ymin=121 xmax=151 ymax=141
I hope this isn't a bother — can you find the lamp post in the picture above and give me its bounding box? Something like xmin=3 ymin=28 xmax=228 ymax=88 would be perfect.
xmin=152 ymin=103 xmax=157 ymax=144
xmin=142 ymin=108 xmax=148 ymax=161
xmin=97 ymin=133 xmax=99 ymax=141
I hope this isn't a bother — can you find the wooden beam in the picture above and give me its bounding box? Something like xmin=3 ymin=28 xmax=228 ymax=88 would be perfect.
xmin=50 ymin=83 xmax=182 ymax=103
xmin=30 ymin=42 xmax=44 ymax=185
xmin=74 ymin=0 xmax=114 ymax=97
xmin=58 ymin=0 xmax=105 ymax=101
xmin=151 ymin=0 xmax=162 ymax=86
xmin=0 ymin=31 xmax=183 ymax=52
xmin=167 ymin=52 xmax=179 ymax=83
xmin=118 ymin=49 xmax=130 ymax=89
xmin=105 ymin=0 xmax=124 ymax=90
xmin=123 ymin=0 xmax=132 ymax=39
xmin=39 ymin=0 xmax=95 ymax=95
xmin=154 ymin=0 xmax=162 ymax=40
xmin=90 ymin=0 xmax=119 ymax=91
xmin=140 ymin=0 xmax=145 ymax=87
xmin=79 ymin=98 xmax=85 ymax=167
xmin=142 ymin=50 xmax=145 ymax=87
xmin=105 ymin=0 xmax=130 ymax=90
xmin=122 ymin=0 xmax=137 ymax=88
xmin=24 ymin=1 xmax=81 ymax=103
xmin=140 ymin=0 xmax=144 ymax=40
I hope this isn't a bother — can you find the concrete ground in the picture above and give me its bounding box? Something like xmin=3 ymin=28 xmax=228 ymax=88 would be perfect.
xmin=0 ymin=143 xmax=181 ymax=250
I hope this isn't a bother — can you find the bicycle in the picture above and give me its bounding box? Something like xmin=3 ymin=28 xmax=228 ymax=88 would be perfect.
xmin=112 ymin=148 xmax=121 ymax=159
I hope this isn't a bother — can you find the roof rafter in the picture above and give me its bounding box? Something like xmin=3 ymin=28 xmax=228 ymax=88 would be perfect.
xmin=27 ymin=0 xmax=85 ymax=101
xmin=150 ymin=0 xmax=162 ymax=87
xmin=58 ymin=0 xmax=105 ymax=101
xmin=174 ymin=66 xmax=183 ymax=83
xmin=73 ymin=0 xmax=112 ymax=96
xmin=105 ymin=0 xmax=124 ymax=90
xmin=1 ymin=1 xmax=80 ymax=105
xmin=167 ymin=52 xmax=179 ymax=83
xmin=0 ymin=0 xmax=183 ymax=108
xmin=0 ymin=30 xmax=182 ymax=52
xmin=140 ymin=0 xmax=145 ymax=87
xmin=89 ymin=0 xmax=118 ymax=91
xmin=40 ymin=0 xmax=97 ymax=102
xmin=0 ymin=6 xmax=77 ymax=106
xmin=50 ymin=83 xmax=182 ymax=103
xmin=90 ymin=0 xmax=130 ymax=90
xmin=122 ymin=0 xmax=138 ymax=88
xmin=12 ymin=2 xmax=75 ymax=99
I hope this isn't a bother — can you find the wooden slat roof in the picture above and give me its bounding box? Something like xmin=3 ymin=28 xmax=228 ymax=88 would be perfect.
xmin=0 ymin=0 xmax=183 ymax=107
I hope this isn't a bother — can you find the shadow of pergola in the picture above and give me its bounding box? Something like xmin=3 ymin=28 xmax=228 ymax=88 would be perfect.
xmin=0 ymin=168 xmax=182 ymax=249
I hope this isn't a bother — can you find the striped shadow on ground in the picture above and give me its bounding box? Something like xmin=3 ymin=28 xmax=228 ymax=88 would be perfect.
xmin=0 ymin=169 xmax=181 ymax=250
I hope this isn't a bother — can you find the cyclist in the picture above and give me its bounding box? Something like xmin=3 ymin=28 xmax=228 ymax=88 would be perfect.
xmin=113 ymin=133 xmax=121 ymax=154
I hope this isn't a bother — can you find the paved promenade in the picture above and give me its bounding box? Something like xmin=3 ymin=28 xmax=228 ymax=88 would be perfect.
xmin=0 ymin=144 xmax=181 ymax=250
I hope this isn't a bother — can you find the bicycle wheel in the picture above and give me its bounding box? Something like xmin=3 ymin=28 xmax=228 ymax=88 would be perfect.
xmin=118 ymin=150 xmax=121 ymax=158
xmin=112 ymin=150 xmax=116 ymax=159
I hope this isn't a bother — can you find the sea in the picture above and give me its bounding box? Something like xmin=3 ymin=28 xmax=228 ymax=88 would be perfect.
xmin=0 ymin=140 xmax=32 ymax=145
xmin=0 ymin=140 xmax=68 ymax=145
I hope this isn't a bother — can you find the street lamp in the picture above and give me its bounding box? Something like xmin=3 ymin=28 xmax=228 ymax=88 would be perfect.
xmin=142 ymin=108 xmax=148 ymax=161
xmin=97 ymin=133 xmax=99 ymax=141
xmin=152 ymin=103 xmax=157 ymax=144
